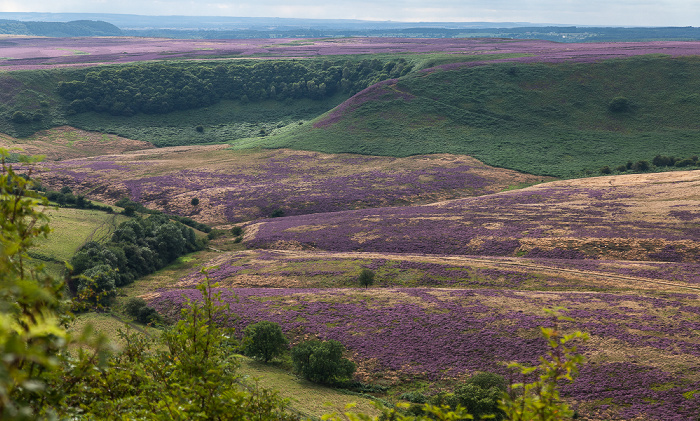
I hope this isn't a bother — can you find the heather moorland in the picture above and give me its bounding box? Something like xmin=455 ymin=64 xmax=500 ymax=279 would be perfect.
xmin=3 ymin=33 xmax=700 ymax=420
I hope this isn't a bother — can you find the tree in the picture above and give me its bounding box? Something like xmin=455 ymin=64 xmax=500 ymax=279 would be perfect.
xmin=191 ymin=197 xmax=200 ymax=206
xmin=242 ymin=321 xmax=288 ymax=363
xmin=443 ymin=372 xmax=506 ymax=420
xmin=0 ymin=149 xmax=68 ymax=418
xmin=358 ymin=268 xmax=375 ymax=289
xmin=291 ymin=339 xmax=356 ymax=385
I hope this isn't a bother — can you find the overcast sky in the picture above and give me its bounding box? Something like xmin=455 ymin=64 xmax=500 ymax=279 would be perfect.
xmin=2 ymin=0 xmax=699 ymax=26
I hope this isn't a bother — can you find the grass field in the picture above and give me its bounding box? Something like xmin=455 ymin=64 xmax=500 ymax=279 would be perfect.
xmin=30 ymin=207 xmax=128 ymax=264
xmin=243 ymin=56 xmax=700 ymax=177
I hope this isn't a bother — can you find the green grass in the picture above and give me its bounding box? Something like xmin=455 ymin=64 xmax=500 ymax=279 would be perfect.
xmin=241 ymin=56 xmax=700 ymax=177
xmin=30 ymin=208 xmax=128 ymax=264
xmin=237 ymin=357 xmax=382 ymax=419
xmin=65 ymin=96 xmax=349 ymax=147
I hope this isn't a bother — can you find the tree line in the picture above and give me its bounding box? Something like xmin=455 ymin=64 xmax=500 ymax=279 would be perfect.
xmin=69 ymin=215 xmax=204 ymax=309
xmin=57 ymin=58 xmax=412 ymax=116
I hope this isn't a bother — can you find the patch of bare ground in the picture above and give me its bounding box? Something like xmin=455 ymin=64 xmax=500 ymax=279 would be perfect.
xmin=0 ymin=126 xmax=153 ymax=160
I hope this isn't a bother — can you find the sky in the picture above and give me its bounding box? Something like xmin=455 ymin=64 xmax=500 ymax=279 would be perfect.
xmin=1 ymin=0 xmax=699 ymax=27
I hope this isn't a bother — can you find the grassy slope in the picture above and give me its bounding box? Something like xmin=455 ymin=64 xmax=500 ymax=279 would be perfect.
xmin=244 ymin=56 xmax=700 ymax=177
xmin=65 ymin=95 xmax=350 ymax=147
xmin=30 ymin=207 xmax=127 ymax=277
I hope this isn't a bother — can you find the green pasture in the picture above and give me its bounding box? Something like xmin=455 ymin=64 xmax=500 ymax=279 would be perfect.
xmin=241 ymin=55 xmax=700 ymax=177
xmin=30 ymin=207 xmax=128 ymax=264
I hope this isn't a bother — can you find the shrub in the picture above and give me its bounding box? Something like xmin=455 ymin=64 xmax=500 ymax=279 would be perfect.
xmin=631 ymin=160 xmax=650 ymax=172
xmin=599 ymin=165 xmax=612 ymax=175
xmin=124 ymin=297 xmax=147 ymax=317
xmin=195 ymin=125 xmax=204 ymax=133
xmin=608 ymin=96 xmax=631 ymax=112
xmin=399 ymin=391 xmax=428 ymax=404
xmin=191 ymin=197 xmax=200 ymax=206
xmin=10 ymin=111 xmax=29 ymax=123
xmin=358 ymin=268 xmax=375 ymax=289
xmin=242 ymin=321 xmax=288 ymax=363
xmin=230 ymin=225 xmax=243 ymax=236
xmin=675 ymin=158 xmax=695 ymax=167
xmin=136 ymin=305 xmax=161 ymax=325
xmin=291 ymin=339 xmax=356 ymax=385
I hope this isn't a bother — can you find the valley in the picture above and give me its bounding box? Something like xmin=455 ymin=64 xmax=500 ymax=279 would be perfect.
xmin=3 ymin=33 xmax=700 ymax=420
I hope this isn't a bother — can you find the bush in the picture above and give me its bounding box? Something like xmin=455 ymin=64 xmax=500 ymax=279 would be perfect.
xmin=136 ymin=305 xmax=161 ymax=325
xmin=358 ymin=268 xmax=375 ymax=289
xmin=242 ymin=321 xmax=288 ymax=363
xmin=191 ymin=197 xmax=200 ymax=206
xmin=399 ymin=391 xmax=428 ymax=404
xmin=608 ymin=96 xmax=631 ymax=112
xmin=291 ymin=339 xmax=356 ymax=385
xmin=124 ymin=297 xmax=147 ymax=317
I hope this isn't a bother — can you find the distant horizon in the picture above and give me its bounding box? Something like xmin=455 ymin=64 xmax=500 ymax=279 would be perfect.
xmin=1 ymin=0 xmax=698 ymax=27
xmin=0 ymin=11 xmax=691 ymax=30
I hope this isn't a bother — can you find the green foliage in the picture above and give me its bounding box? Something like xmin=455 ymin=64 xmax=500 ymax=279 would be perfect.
xmin=242 ymin=320 xmax=289 ymax=363
xmin=247 ymin=56 xmax=700 ymax=178
xmin=441 ymin=372 xmax=506 ymax=420
xmin=124 ymin=297 xmax=162 ymax=325
xmin=0 ymin=149 xmax=68 ymax=419
xmin=69 ymin=214 xmax=203 ymax=301
xmin=358 ymin=268 xmax=375 ymax=289
xmin=499 ymin=308 xmax=589 ymax=421
xmin=56 ymin=58 xmax=411 ymax=116
xmin=230 ymin=225 xmax=244 ymax=236
xmin=399 ymin=391 xmax=428 ymax=404
xmin=191 ymin=197 xmax=200 ymax=206
xmin=608 ymin=96 xmax=631 ymax=112
xmin=291 ymin=339 xmax=356 ymax=385
xmin=39 ymin=272 xmax=295 ymax=420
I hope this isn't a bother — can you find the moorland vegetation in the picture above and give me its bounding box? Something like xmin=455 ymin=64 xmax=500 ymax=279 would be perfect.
xmin=2 ymin=34 xmax=700 ymax=420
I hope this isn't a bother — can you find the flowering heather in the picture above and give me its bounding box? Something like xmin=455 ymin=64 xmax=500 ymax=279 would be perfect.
xmin=34 ymin=148 xmax=544 ymax=224
xmin=149 ymin=286 xmax=700 ymax=420
xmin=246 ymin=171 xmax=700 ymax=262
xmin=3 ymin=37 xmax=700 ymax=71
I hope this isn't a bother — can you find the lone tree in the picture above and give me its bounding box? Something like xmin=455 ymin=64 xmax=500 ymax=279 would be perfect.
xmin=191 ymin=197 xmax=200 ymax=206
xmin=358 ymin=268 xmax=375 ymax=289
xmin=291 ymin=339 xmax=355 ymax=385
xmin=242 ymin=321 xmax=289 ymax=363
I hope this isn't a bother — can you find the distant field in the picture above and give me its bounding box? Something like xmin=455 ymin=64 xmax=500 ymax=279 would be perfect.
xmin=0 ymin=126 xmax=153 ymax=160
xmin=33 ymin=146 xmax=549 ymax=225
xmin=31 ymin=207 xmax=127 ymax=264
xmin=64 ymin=96 xmax=348 ymax=148
xmin=2 ymin=37 xmax=700 ymax=71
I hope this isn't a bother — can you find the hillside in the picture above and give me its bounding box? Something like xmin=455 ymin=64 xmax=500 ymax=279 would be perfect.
xmin=244 ymin=169 xmax=700 ymax=262
xmin=0 ymin=19 xmax=121 ymax=37
xmin=245 ymin=55 xmax=700 ymax=177
xmin=30 ymin=145 xmax=548 ymax=225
